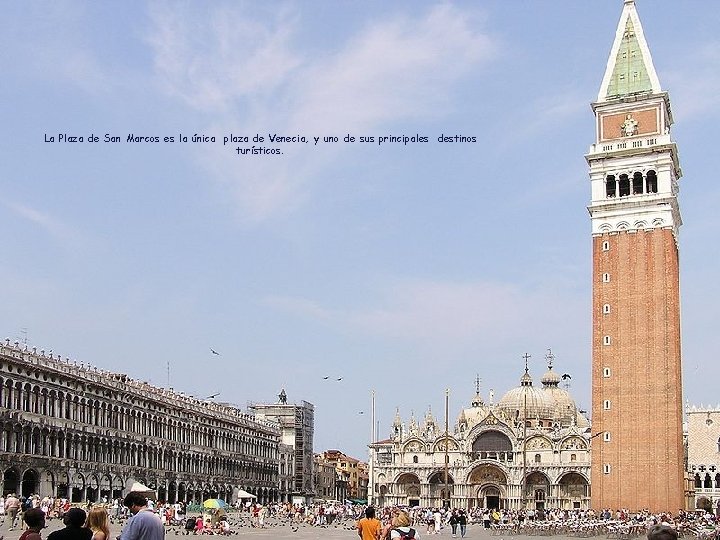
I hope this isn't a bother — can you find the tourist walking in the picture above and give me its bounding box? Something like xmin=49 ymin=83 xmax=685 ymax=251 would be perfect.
xmin=448 ymin=510 xmax=458 ymax=538
xmin=457 ymin=510 xmax=467 ymax=539
xmin=6 ymin=494 xmax=21 ymax=530
xmin=119 ymin=493 xmax=164 ymax=540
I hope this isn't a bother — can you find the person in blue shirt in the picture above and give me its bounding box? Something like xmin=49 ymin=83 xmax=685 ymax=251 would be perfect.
xmin=119 ymin=493 xmax=164 ymax=540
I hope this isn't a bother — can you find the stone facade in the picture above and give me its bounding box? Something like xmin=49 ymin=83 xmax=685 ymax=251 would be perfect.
xmin=369 ymin=359 xmax=592 ymax=510
xmin=0 ymin=341 xmax=281 ymax=503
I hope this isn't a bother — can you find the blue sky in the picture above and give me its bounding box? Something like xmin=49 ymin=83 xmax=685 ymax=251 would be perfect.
xmin=2 ymin=1 xmax=719 ymax=460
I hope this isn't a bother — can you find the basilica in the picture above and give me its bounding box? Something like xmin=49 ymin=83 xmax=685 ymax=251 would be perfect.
xmin=369 ymin=354 xmax=592 ymax=510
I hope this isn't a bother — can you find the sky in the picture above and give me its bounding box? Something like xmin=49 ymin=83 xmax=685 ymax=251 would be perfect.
xmin=1 ymin=1 xmax=719 ymax=461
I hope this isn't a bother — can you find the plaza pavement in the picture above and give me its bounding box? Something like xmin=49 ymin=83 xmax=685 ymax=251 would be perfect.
xmin=0 ymin=516 xmax=588 ymax=540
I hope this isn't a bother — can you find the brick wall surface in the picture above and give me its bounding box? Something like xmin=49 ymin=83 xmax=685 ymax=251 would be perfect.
xmin=591 ymin=229 xmax=684 ymax=512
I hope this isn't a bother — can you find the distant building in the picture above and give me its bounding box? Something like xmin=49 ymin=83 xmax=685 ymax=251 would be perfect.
xmin=250 ymin=390 xmax=315 ymax=504
xmin=0 ymin=340 xmax=280 ymax=502
xmin=320 ymin=450 xmax=367 ymax=501
xmin=369 ymin=358 xmax=591 ymax=510
xmin=686 ymin=406 xmax=720 ymax=511
xmin=357 ymin=461 xmax=369 ymax=501
xmin=314 ymin=454 xmax=337 ymax=501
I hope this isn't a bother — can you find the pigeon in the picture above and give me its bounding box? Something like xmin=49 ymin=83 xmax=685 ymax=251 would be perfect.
xmin=211 ymin=348 xmax=220 ymax=355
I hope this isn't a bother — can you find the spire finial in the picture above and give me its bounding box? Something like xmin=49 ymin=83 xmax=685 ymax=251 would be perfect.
xmin=545 ymin=348 xmax=555 ymax=369
xmin=522 ymin=352 xmax=531 ymax=374
xmin=475 ymin=374 xmax=481 ymax=395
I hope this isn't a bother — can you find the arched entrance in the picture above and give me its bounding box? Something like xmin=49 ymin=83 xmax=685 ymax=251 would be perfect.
xmin=468 ymin=464 xmax=507 ymax=509
xmin=428 ymin=471 xmax=454 ymax=508
xmin=396 ymin=473 xmax=421 ymax=507
xmin=558 ymin=472 xmax=589 ymax=510
xmin=71 ymin=473 xmax=85 ymax=502
xmin=525 ymin=472 xmax=550 ymax=510
xmin=100 ymin=475 xmax=112 ymax=502
xmin=21 ymin=469 xmax=39 ymax=497
xmin=86 ymin=475 xmax=99 ymax=502
xmin=3 ymin=468 xmax=20 ymax=496
xmin=479 ymin=485 xmax=502 ymax=510
xmin=112 ymin=476 xmax=124 ymax=499
xmin=57 ymin=472 xmax=70 ymax=499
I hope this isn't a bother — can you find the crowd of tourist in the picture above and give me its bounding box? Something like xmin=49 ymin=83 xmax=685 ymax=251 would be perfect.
xmin=1 ymin=493 xmax=719 ymax=540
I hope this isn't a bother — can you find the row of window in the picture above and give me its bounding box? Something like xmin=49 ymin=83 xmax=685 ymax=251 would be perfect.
xmin=600 ymin=241 xmax=613 ymax=349
xmin=605 ymin=171 xmax=658 ymax=198
xmin=0 ymin=426 xmax=278 ymax=482
xmin=0 ymin=376 xmax=277 ymax=458
xmin=599 ymin=237 xmax=614 ymax=475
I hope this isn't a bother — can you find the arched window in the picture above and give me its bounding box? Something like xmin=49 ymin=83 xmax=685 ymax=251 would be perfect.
xmin=534 ymin=454 xmax=541 ymax=463
xmin=705 ymin=474 xmax=713 ymax=489
xmin=570 ymin=454 xmax=577 ymax=462
xmin=646 ymin=170 xmax=658 ymax=193
xmin=606 ymin=175 xmax=616 ymax=198
xmin=632 ymin=172 xmax=644 ymax=194
xmin=472 ymin=430 xmax=513 ymax=453
xmin=412 ymin=455 xmax=418 ymax=464
xmin=695 ymin=474 xmax=702 ymax=488
xmin=619 ymin=174 xmax=630 ymax=197
xmin=716 ymin=436 xmax=720 ymax=452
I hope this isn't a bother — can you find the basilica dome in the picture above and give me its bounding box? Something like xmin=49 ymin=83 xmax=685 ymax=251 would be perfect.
xmin=540 ymin=363 xmax=578 ymax=426
xmin=497 ymin=369 xmax=556 ymax=422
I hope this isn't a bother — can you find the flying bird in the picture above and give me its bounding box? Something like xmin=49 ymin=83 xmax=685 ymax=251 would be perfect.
xmin=205 ymin=392 xmax=221 ymax=399
xmin=323 ymin=376 xmax=329 ymax=380
xmin=358 ymin=411 xmax=364 ymax=415
xmin=561 ymin=373 xmax=572 ymax=380
xmin=337 ymin=377 xmax=343 ymax=381
xmin=210 ymin=348 xmax=220 ymax=355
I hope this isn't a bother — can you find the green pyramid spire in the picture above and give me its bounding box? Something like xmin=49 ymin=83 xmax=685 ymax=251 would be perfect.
xmin=597 ymin=1 xmax=661 ymax=103
xmin=605 ymin=17 xmax=652 ymax=99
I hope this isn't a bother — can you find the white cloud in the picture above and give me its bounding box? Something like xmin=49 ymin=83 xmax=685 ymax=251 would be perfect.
xmin=288 ymin=5 xmax=494 ymax=133
xmin=146 ymin=4 xmax=497 ymax=222
xmin=263 ymin=277 xmax=585 ymax=356
xmin=4 ymin=201 xmax=80 ymax=245
xmin=147 ymin=3 xmax=301 ymax=112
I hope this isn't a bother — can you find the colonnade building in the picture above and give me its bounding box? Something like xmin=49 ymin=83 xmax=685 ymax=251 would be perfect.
xmin=369 ymin=355 xmax=592 ymax=510
xmin=0 ymin=340 xmax=286 ymax=503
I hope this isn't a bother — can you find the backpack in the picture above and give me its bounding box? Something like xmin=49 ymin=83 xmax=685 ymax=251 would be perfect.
xmin=394 ymin=528 xmax=417 ymax=540
xmin=185 ymin=517 xmax=196 ymax=530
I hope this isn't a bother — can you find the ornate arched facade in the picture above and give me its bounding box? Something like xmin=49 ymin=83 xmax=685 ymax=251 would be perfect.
xmin=370 ymin=361 xmax=591 ymax=510
xmin=0 ymin=341 xmax=283 ymax=503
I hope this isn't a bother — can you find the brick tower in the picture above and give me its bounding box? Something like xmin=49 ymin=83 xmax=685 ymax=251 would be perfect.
xmin=587 ymin=0 xmax=685 ymax=512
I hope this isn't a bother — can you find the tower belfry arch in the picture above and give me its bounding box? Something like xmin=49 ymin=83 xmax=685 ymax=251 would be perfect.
xmin=587 ymin=0 xmax=685 ymax=512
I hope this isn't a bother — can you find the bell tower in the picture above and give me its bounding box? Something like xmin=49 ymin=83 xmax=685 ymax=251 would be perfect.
xmin=587 ymin=0 xmax=684 ymax=511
